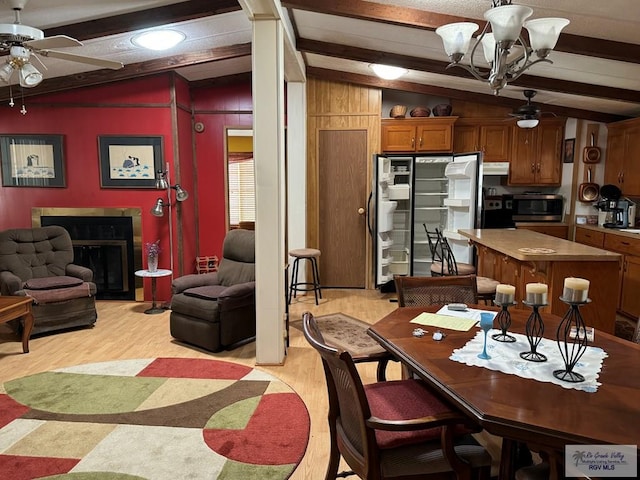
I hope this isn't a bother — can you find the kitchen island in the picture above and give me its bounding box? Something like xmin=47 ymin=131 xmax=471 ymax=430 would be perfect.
xmin=459 ymin=229 xmax=621 ymax=334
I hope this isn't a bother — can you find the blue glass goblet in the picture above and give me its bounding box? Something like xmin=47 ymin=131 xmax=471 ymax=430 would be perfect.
xmin=478 ymin=312 xmax=494 ymax=360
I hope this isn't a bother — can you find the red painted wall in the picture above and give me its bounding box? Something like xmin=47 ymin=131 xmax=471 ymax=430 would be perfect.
xmin=0 ymin=73 xmax=253 ymax=304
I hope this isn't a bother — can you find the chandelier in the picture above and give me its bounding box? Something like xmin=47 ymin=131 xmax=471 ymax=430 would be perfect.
xmin=435 ymin=0 xmax=569 ymax=95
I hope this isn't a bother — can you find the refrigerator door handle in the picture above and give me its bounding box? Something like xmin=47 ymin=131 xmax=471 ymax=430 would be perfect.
xmin=367 ymin=192 xmax=373 ymax=236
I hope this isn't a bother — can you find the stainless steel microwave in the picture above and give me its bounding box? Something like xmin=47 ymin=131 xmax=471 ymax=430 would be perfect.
xmin=510 ymin=194 xmax=563 ymax=222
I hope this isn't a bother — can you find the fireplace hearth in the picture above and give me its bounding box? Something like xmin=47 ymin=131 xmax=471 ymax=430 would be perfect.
xmin=32 ymin=208 xmax=143 ymax=301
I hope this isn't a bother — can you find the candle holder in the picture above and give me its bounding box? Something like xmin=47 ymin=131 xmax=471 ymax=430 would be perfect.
xmin=492 ymin=300 xmax=517 ymax=342
xmin=520 ymin=301 xmax=547 ymax=362
xmin=553 ymin=297 xmax=591 ymax=383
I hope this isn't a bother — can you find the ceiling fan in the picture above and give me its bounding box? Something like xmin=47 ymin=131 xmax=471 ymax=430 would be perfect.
xmin=0 ymin=0 xmax=123 ymax=89
xmin=509 ymin=89 xmax=554 ymax=128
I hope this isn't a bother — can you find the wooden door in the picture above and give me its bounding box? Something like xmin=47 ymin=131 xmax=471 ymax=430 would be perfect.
xmin=453 ymin=124 xmax=478 ymax=153
xmin=620 ymin=255 xmax=640 ymax=318
xmin=509 ymin=128 xmax=536 ymax=185
xmin=318 ymin=130 xmax=368 ymax=288
xmin=623 ymin=124 xmax=640 ymax=195
xmin=479 ymin=124 xmax=511 ymax=162
xmin=536 ymin=120 xmax=564 ymax=185
xmin=604 ymin=127 xmax=625 ymax=189
xmin=381 ymin=123 xmax=416 ymax=152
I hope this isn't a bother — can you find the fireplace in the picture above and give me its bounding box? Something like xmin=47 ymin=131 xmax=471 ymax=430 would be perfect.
xmin=32 ymin=208 xmax=143 ymax=301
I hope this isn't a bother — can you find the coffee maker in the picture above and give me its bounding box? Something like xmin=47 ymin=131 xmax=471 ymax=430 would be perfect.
xmin=596 ymin=184 xmax=629 ymax=228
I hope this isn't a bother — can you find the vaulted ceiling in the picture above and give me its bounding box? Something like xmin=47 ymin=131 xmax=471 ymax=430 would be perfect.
xmin=0 ymin=0 xmax=638 ymax=123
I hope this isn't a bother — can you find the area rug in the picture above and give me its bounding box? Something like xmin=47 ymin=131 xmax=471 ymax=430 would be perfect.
xmin=290 ymin=312 xmax=387 ymax=356
xmin=0 ymin=357 xmax=310 ymax=480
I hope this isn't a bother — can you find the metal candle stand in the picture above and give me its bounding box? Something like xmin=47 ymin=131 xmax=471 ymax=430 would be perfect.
xmin=520 ymin=301 xmax=548 ymax=362
xmin=553 ymin=297 xmax=591 ymax=383
xmin=492 ymin=301 xmax=517 ymax=342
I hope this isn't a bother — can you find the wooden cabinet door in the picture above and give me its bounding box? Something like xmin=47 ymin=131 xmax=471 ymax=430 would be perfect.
xmin=508 ymin=128 xmax=536 ymax=185
xmin=453 ymin=124 xmax=478 ymax=153
xmin=536 ymin=120 xmax=563 ymax=185
xmin=416 ymin=123 xmax=453 ymax=152
xmin=381 ymin=124 xmax=416 ymax=152
xmin=622 ymin=124 xmax=640 ymax=196
xmin=604 ymin=127 xmax=625 ymax=189
xmin=479 ymin=124 xmax=511 ymax=162
xmin=620 ymin=254 xmax=640 ymax=318
xmin=477 ymin=245 xmax=499 ymax=279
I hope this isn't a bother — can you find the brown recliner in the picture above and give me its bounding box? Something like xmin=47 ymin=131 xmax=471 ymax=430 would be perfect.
xmin=0 ymin=226 xmax=97 ymax=335
xmin=170 ymin=229 xmax=255 ymax=352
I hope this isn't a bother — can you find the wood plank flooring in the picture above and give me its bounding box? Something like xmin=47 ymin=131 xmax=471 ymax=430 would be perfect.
xmin=0 ymin=290 xmax=501 ymax=479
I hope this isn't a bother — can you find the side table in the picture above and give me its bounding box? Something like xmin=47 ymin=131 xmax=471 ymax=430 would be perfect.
xmin=135 ymin=269 xmax=172 ymax=314
xmin=0 ymin=296 xmax=34 ymax=353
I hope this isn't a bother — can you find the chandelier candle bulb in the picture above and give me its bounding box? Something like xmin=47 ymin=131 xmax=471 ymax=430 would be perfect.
xmin=563 ymin=277 xmax=590 ymax=302
xmin=495 ymin=284 xmax=516 ymax=304
xmin=526 ymin=283 xmax=548 ymax=304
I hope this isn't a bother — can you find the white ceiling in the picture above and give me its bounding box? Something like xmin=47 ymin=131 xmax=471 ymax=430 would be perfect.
xmin=0 ymin=0 xmax=638 ymax=122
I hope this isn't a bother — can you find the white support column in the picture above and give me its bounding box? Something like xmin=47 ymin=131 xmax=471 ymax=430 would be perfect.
xmin=252 ymin=17 xmax=286 ymax=365
xmin=287 ymin=82 xmax=307 ymax=283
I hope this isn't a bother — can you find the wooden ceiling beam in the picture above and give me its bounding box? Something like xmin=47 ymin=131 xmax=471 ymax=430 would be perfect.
xmin=0 ymin=43 xmax=251 ymax=102
xmin=283 ymin=0 xmax=640 ymax=65
xmin=43 ymin=0 xmax=241 ymax=41
xmin=297 ymin=38 xmax=640 ymax=105
xmin=307 ymin=67 xmax=627 ymax=124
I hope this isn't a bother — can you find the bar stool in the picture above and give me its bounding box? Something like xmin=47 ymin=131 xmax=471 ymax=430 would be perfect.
xmin=288 ymin=248 xmax=322 ymax=305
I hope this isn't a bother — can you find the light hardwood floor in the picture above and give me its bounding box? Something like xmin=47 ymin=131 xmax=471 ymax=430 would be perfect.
xmin=0 ymin=290 xmax=500 ymax=479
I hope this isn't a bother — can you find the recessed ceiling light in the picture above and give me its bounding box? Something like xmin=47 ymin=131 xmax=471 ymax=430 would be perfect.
xmin=369 ymin=64 xmax=408 ymax=80
xmin=132 ymin=30 xmax=186 ymax=51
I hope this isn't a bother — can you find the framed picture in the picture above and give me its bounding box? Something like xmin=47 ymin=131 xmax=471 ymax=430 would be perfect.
xmin=0 ymin=135 xmax=65 ymax=187
xmin=98 ymin=136 xmax=163 ymax=188
xmin=564 ymin=138 xmax=575 ymax=164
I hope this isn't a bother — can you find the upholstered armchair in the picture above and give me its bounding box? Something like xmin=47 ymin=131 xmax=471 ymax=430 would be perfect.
xmin=0 ymin=226 xmax=97 ymax=335
xmin=170 ymin=229 xmax=255 ymax=352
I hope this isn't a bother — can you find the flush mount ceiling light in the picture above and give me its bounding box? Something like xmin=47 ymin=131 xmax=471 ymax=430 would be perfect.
xmin=435 ymin=0 xmax=569 ymax=95
xmin=132 ymin=29 xmax=186 ymax=51
xmin=369 ymin=64 xmax=408 ymax=80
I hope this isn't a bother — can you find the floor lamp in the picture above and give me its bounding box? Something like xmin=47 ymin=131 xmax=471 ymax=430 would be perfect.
xmin=150 ymin=168 xmax=189 ymax=276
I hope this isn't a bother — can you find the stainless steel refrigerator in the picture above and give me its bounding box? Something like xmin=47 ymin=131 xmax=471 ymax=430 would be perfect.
xmin=370 ymin=152 xmax=481 ymax=289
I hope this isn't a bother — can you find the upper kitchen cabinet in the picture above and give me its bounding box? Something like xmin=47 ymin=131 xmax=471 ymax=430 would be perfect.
xmin=508 ymin=118 xmax=565 ymax=186
xmin=453 ymin=119 xmax=512 ymax=162
xmin=604 ymin=117 xmax=640 ymax=196
xmin=381 ymin=117 xmax=457 ymax=153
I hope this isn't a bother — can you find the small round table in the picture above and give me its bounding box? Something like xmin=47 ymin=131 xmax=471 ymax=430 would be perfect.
xmin=135 ymin=269 xmax=172 ymax=314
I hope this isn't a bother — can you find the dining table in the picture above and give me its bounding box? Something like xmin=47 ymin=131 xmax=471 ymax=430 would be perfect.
xmin=367 ymin=305 xmax=640 ymax=480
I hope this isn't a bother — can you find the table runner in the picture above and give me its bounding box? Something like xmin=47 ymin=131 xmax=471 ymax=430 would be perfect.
xmin=449 ymin=330 xmax=608 ymax=392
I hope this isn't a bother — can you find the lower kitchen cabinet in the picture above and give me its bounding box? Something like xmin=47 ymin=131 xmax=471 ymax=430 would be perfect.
xmin=576 ymin=226 xmax=640 ymax=318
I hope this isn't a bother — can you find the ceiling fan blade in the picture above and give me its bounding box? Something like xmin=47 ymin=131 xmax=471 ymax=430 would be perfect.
xmin=25 ymin=35 xmax=83 ymax=49
xmin=36 ymin=49 xmax=124 ymax=70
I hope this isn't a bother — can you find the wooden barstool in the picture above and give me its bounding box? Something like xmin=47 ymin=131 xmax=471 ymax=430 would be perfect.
xmin=288 ymin=248 xmax=322 ymax=305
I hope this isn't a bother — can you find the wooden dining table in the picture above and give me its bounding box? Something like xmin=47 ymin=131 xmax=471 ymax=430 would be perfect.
xmin=367 ymin=305 xmax=640 ymax=480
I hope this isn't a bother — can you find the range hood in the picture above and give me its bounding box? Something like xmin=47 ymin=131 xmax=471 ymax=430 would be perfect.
xmin=482 ymin=162 xmax=509 ymax=176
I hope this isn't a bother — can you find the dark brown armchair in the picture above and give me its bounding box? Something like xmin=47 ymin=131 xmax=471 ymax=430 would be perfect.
xmin=303 ymin=312 xmax=492 ymax=480
xmin=170 ymin=229 xmax=255 ymax=352
xmin=0 ymin=226 xmax=97 ymax=335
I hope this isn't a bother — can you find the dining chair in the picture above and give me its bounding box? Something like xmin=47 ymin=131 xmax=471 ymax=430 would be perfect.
xmin=424 ymin=226 xmax=499 ymax=305
xmin=302 ymin=312 xmax=493 ymax=480
xmin=394 ymin=274 xmax=479 ymax=307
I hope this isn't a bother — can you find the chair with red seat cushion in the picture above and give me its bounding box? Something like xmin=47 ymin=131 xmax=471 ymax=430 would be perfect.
xmin=302 ymin=311 xmax=492 ymax=480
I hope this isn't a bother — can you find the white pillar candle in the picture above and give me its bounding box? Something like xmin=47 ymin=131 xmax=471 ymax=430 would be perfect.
xmin=526 ymin=283 xmax=548 ymax=304
xmin=563 ymin=277 xmax=590 ymax=302
xmin=495 ymin=284 xmax=516 ymax=304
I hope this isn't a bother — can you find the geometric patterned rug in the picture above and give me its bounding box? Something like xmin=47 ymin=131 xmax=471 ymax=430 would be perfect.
xmin=0 ymin=357 xmax=310 ymax=480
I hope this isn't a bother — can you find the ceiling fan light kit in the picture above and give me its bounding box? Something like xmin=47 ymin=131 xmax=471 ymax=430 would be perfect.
xmin=435 ymin=0 xmax=569 ymax=95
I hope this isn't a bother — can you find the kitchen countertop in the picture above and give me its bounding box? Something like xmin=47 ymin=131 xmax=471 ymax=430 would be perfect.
xmin=458 ymin=228 xmax=621 ymax=262
xmin=574 ymin=223 xmax=640 ymax=239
